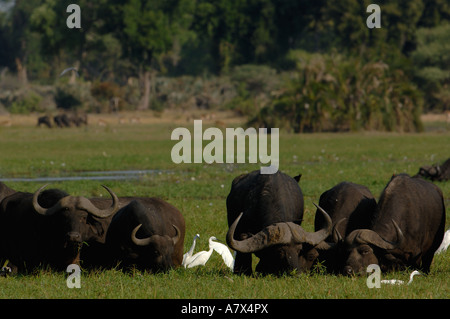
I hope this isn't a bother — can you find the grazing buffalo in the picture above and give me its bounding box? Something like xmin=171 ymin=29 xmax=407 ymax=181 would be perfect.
xmin=101 ymin=198 xmax=186 ymax=272
xmin=313 ymin=182 xmax=378 ymax=273
xmin=226 ymin=170 xmax=332 ymax=275
xmin=414 ymin=158 xmax=450 ymax=181
xmin=54 ymin=114 xmax=71 ymax=128
xmin=0 ymin=185 xmax=119 ymax=273
xmin=343 ymin=174 xmax=446 ymax=275
xmin=37 ymin=115 xmax=52 ymax=128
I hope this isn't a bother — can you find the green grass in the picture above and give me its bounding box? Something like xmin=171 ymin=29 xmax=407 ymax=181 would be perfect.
xmin=0 ymin=121 xmax=449 ymax=299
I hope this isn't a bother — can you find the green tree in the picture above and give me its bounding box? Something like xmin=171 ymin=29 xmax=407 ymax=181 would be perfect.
xmin=105 ymin=0 xmax=195 ymax=110
xmin=412 ymin=24 xmax=450 ymax=111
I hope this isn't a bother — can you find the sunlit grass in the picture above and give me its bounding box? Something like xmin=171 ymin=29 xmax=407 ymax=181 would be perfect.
xmin=0 ymin=121 xmax=448 ymax=298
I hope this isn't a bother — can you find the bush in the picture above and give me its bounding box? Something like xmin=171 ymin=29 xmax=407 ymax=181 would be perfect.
xmin=249 ymin=51 xmax=424 ymax=133
xmin=8 ymin=91 xmax=42 ymax=114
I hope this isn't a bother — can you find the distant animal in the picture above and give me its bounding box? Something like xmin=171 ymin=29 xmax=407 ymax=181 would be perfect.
xmin=0 ymin=185 xmax=119 ymax=273
xmin=37 ymin=115 xmax=52 ymax=128
xmin=435 ymin=230 xmax=450 ymax=255
xmin=414 ymin=158 xmax=450 ymax=181
xmin=53 ymin=113 xmax=87 ymax=128
xmin=103 ymin=198 xmax=185 ymax=272
xmin=225 ymin=170 xmax=332 ymax=275
xmin=54 ymin=114 xmax=71 ymax=128
xmin=182 ymin=234 xmax=200 ymax=268
xmin=381 ymin=270 xmax=422 ymax=285
xmin=343 ymin=174 xmax=446 ymax=275
xmin=312 ymin=182 xmax=378 ymax=273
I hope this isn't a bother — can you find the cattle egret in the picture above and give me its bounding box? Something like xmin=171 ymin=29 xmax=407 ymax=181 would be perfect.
xmin=435 ymin=230 xmax=450 ymax=255
xmin=209 ymin=236 xmax=235 ymax=270
xmin=185 ymin=236 xmax=236 ymax=269
xmin=186 ymin=246 xmax=214 ymax=268
xmin=59 ymin=67 xmax=79 ymax=78
xmin=381 ymin=270 xmax=422 ymax=285
xmin=182 ymin=234 xmax=200 ymax=268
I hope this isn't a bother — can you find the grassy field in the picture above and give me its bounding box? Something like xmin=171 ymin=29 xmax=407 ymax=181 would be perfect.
xmin=0 ymin=114 xmax=449 ymax=299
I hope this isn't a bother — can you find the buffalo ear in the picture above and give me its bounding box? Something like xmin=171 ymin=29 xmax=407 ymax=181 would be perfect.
xmin=293 ymin=174 xmax=302 ymax=183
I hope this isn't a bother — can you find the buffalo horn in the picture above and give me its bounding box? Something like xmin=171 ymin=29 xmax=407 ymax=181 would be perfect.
xmin=33 ymin=184 xmax=63 ymax=216
xmin=289 ymin=203 xmax=333 ymax=246
xmin=350 ymin=220 xmax=404 ymax=250
xmin=77 ymin=185 xmax=119 ymax=218
xmin=32 ymin=184 xmax=119 ymax=218
xmin=226 ymin=204 xmax=333 ymax=253
xmin=131 ymin=224 xmax=181 ymax=246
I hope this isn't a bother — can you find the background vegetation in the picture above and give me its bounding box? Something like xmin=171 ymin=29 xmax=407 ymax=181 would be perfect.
xmin=0 ymin=0 xmax=449 ymax=132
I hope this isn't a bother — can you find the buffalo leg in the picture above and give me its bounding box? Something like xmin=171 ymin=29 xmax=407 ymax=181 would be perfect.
xmin=233 ymin=252 xmax=252 ymax=276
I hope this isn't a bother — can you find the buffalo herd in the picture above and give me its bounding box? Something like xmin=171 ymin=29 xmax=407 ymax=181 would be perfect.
xmin=0 ymin=159 xmax=447 ymax=277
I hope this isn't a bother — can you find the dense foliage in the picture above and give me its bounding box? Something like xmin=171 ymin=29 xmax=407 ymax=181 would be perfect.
xmin=0 ymin=0 xmax=449 ymax=131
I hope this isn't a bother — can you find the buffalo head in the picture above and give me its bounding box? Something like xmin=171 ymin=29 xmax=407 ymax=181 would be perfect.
xmin=227 ymin=204 xmax=332 ymax=274
xmin=342 ymin=220 xmax=404 ymax=275
xmin=32 ymin=184 xmax=119 ymax=264
xmin=130 ymin=223 xmax=181 ymax=272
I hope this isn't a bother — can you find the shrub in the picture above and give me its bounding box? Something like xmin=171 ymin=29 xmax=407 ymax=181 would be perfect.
xmin=249 ymin=51 xmax=423 ymax=133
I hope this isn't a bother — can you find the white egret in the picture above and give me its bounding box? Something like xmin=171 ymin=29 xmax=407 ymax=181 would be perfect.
xmin=435 ymin=230 xmax=450 ymax=255
xmin=185 ymin=236 xmax=236 ymax=269
xmin=209 ymin=237 xmax=235 ymax=270
xmin=186 ymin=245 xmax=214 ymax=268
xmin=381 ymin=270 xmax=422 ymax=285
xmin=59 ymin=67 xmax=79 ymax=78
xmin=182 ymin=233 xmax=200 ymax=268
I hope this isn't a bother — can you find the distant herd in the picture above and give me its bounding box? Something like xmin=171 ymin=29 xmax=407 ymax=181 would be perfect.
xmin=0 ymin=158 xmax=448 ymax=277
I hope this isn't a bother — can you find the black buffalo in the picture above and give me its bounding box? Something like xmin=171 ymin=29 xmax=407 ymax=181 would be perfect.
xmin=100 ymin=198 xmax=186 ymax=272
xmin=414 ymin=158 xmax=450 ymax=181
xmin=226 ymin=170 xmax=332 ymax=275
xmin=343 ymin=174 xmax=446 ymax=275
xmin=37 ymin=115 xmax=52 ymax=128
xmin=54 ymin=114 xmax=71 ymax=128
xmin=313 ymin=182 xmax=378 ymax=273
xmin=0 ymin=185 xmax=119 ymax=273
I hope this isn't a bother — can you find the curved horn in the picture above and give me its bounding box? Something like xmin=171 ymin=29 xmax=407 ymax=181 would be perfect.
xmin=77 ymin=185 xmax=119 ymax=218
xmin=332 ymin=218 xmax=346 ymax=243
xmin=131 ymin=224 xmax=152 ymax=246
xmin=351 ymin=220 xmax=404 ymax=250
xmin=171 ymin=224 xmax=181 ymax=246
xmin=289 ymin=203 xmax=333 ymax=246
xmin=226 ymin=212 xmax=295 ymax=253
xmin=32 ymin=184 xmax=63 ymax=216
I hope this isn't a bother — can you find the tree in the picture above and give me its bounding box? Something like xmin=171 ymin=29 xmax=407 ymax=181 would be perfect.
xmin=106 ymin=0 xmax=195 ymax=110
xmin=412 ymin=24 xmax=450 ymax=111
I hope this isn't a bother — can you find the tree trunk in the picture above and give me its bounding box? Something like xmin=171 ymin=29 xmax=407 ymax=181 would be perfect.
xmin=15 ymin=57 xmax=28 ymax=86
xmin=138 ymin=70 xmax=152 ymax=110
xmin=69 ymin=61 xmax=80 ymax=84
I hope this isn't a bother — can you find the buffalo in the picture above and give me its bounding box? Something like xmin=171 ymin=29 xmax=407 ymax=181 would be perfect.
xmin=313 ymin=182 xmax=378 ymax=273
xmin=414 ymin=158 xmax=450 ymax=182
xmin=37 ymin=115 xmax=52 ymax=128
xmin=343 ymin=174 xmax=446 ymax=275
xmin=0 ymin=185 xmax=119 ymax=274
xmin=99 ymin=198 xmax=186 ymax=272
xmin=226 ymin=170 xmax=332 ymax=276
xmin=53 ymin=113 xmax=87 ymax=128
